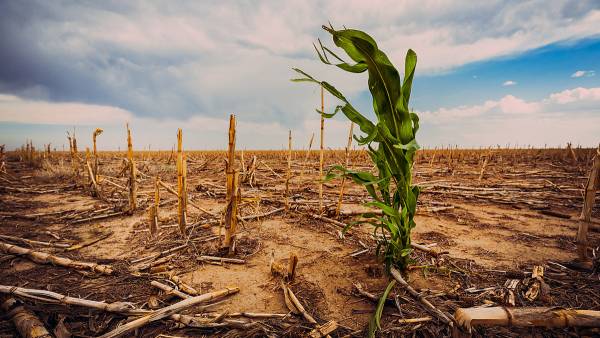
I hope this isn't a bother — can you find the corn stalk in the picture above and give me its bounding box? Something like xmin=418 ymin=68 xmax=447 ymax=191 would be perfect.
xmin=176 ymin=129 xmax=187 ymax=235
xmin=92 ymin=128 xmax=103 ymax=182
xmin=293 ymin=24 xmax=419 ymax=271
xmin=126 ymin=124 xmax=137 ymax=212
xmin=293 ymin=25 xmax=419 ymax=337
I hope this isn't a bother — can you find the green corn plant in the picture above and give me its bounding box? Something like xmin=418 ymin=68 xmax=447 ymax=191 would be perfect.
xmin=292 ymin=25 xmax=419 ymax=336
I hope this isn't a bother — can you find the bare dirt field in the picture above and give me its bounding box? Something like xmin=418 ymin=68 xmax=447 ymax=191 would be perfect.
xmin=1 ymin=148 xmax=599 ymax=337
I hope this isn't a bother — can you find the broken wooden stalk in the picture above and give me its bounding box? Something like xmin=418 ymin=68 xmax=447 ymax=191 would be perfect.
xmin=453 ymin=306 xmax=600 ymax=337
xmin=226 ymin=114 xmax=236 ymax=201
xmin=149 ymin=176 xmax=160 ymax=235
xmin=577 ymin=148 xmax=600 ymax=260
xmin=98 ymin=287 xmax=240 ymax=338
xmin=390 ymin=267 xmax=453 ymax=326
xmin=222 ymin=114 xmax=239 ymax=252
xmin=285 ymin=130 xmax=292 ymax=210
xmin=92 ymin=128 xmax=103 ymax=182
xmin=222 ymin=172 xmax=240 ymax=254
xmin=245 ymin=155 xmax=257 ymax=186
xmin=301 ymin=132 xmax=315 ymax=177
xmin=126 ymin=124 xmax=137 ymax=212
xmin=176 ymin=128 xmax=187 ymax=235
xmin=85 ymin=147 xmax=102 ymax=198
xmin=284 ymin=283 xmax=317 ymax=324
xmin=478 ymin=155 xmax=488 ymax=181
xmin=148 ymin=205 xmax=158 ymax=237
xmin=567 ymin=142 xmax=578 ymax=164
xmin=67 ymin=131 xmax=79 ymax=179
xmin=1 ymin=297 xmax=52 ymax=338
xmin=287 ymin=252 xmax=298 ymax=281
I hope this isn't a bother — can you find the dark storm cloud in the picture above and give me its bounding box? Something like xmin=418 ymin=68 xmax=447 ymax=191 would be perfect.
xmin=0 ymin=1 xmax=205 ymax=119
xmin=0 ymin=0 xmax=599 ymax=128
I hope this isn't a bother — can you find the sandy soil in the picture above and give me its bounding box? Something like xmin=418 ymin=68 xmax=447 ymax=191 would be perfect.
xmin=1 ymin=149 xmax=599 ymax=337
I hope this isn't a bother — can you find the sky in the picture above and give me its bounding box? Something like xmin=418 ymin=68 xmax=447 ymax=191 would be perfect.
xmin=0 ymin=0 xmax=599 ymax=150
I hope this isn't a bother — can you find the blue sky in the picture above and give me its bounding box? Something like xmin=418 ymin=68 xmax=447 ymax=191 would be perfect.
xmin=415 ymin=38 xmax=600 ymax=108
xmin=0 ymin=1 xmax=599 ymax=150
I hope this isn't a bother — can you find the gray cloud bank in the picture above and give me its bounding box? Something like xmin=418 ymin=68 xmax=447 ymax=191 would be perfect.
xmin=0 ymin=1 xmax=599 ymax=149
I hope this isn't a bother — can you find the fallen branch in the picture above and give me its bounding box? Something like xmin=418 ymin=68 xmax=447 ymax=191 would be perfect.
xmin=167 ymin=274 xmax=198 ymax=295
xmin=131 ymin=253 xmax=175 ymax=272
xmin=225 ymin=312 xmax=289 ymax=319
xmin=0 ymin=285 xmax=140 ymax=315
xmin=310 ymin=213 xmax=347 ymax=228
xmin=259 ymin=160 xmax=283 ymax=178
xmin=1 ymin=297 xmax=52 ymax=338
xmin=150 ymin=281 xmax=191 ymax=300
xmin=70 ymin=211 xmax=126 ymax=224
xmin=309 ymin=320 xmax=338 ymax=338
xmin=170 ymin=315 xmax=254 ymax=329
xmin=130 ymin=244 xmax=189 ymax=265
xmin=66 ymin=231 xmax=113 ymax=251
xmin=283 ymin=283 xmax=316 ymax=324
xmin=412 ymin=242 xmax=448 ymax=257
xmin=197 ymin=255 xmax=245 ymax=264
xmin=0 ymin=242 xmax=113 ymax=275
xmin=241 ymin=207 xmax=285 ymax=221
xmin=0 ymin=234 xmax=70 ymax=249
xmin=398 ymin=317 xmax=432 ymax=324
xmin=353 ymin=282 xmax=384 ymax=303
xmin=390 ymin=267 xmax=453 ymax=326
xmin=158 ymin=180 xmax=217 ymax=218
xmin=98 ymin=287 xmax=240 ymax=338
xmin=454 ymin=306 xmax=600 ymax=336
xmin=539 ymin=210 xmax=572 ymax=219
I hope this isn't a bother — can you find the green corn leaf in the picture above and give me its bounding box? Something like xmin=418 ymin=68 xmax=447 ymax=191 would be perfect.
xmin=368 ymin=279 xmax=397 ymax=338
xmin=365 ymin=201 xmax=400 ymax=220
xmin=329 ymin=29 xmax=403 ymax=138
xmin=400 ymin=49 xmax=417 ymax=111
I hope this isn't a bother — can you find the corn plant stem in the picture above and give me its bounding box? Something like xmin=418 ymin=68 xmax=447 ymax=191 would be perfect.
xmin=285 ymin=130 xmax=292 ymax=210
xmin=577 ymin=148 xmax=600 ymax=259
xmin=176 ymin=129 xmax=187 ymax=235
xmin=126 ymin=124 xmax=137 ymax=212
xmin=155 ymin=176 xmax=160 ymax=218
xmin=223 ymin=172 xmax=239 ymax=251
xmin=86 ymin=159 xmax=102 ymax=199
xmin=335 ymin=122 xmax=354 ymax=218
xmin=301 ymin=133 xmax=315 ymax=177
xmin=319 ymin=85 xmax=325 ymax=214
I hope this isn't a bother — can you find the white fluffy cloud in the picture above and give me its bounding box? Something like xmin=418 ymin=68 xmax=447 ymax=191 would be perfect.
xmin=571 ymin=70 xmax=596 ymax=78
xmin=418 ymin=87 xmax=600 ymax=146
xmin=503 ymin=80 xmax=517 ymax=86
xmin=0 ymin=94 xmax=133 ymax=125
xmin=420 ymin=87 xmax=600 ymax=122
xmin=548 ymin=87 xmax=600 ymax=104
